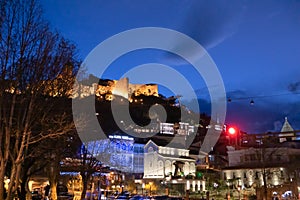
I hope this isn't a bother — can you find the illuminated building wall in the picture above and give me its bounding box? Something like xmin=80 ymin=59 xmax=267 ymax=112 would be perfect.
xmin=143 ymin=140 xmax=196 ymax=179
xmin=159 ymin=122 xmax=195 ymax=135
xmin=222 ymin=167 xmax=289 ymax=189
xmin=222 ymin=147 xmax=300 ymax=189
xmin=73 ymin=77 xmax=158 ymax=100
xmin=112 ymin=77 xmax=129 ymax=99
xmin=86 ymin=135 xmax=144 ymax=173
xmin=129 ymin=83 xmax=158 ymax=97
xmin=160 ymin=123 xmax=174 ymax=135
xmin=177 ymin=122 xmax=195 ymax=135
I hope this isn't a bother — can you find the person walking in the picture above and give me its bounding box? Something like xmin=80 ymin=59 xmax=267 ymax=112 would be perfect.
xmin=44 ymin=184 xmax=50 ymax=200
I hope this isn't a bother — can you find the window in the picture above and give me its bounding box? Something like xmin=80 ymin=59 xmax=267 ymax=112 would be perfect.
xmin=165 ymin=160 xmax=172 ymax=175
xmin=171 ymin=150 xmax=174 ymax=155
xmin=148 ymin=147 xmax=153 ymax=153
xmin=245 ymin=155 xmax=249 ymax=162
xmin=158 ymin=160 xmax=163 ymax=171
xmin=276 ymin=155 xmax=281 ymax=161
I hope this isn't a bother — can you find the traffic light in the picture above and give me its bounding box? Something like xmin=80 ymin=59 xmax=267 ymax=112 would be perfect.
xmin=228 ymin=127 xmax=237 ymax=135
xmin=226 ymin=126 xmax=239 ymax=146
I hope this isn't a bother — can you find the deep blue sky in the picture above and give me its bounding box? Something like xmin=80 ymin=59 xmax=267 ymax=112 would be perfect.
xmin=41 ymin=0 xmax=300 ymax=133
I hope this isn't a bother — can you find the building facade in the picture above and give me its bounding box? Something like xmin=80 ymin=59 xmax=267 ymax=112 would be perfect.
xmin=72 ymin=77 xmax=159 ymax=100
xmin=143 ymin=140 xmax=196 ymax=179
xmin=222 ymin=146 xmax=300 ymax=198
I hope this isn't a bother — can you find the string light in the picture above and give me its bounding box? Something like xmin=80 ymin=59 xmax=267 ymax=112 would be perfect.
xmin=227 ymin=91 xmax=300 ymax=105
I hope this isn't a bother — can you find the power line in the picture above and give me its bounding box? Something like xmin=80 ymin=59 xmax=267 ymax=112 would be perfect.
xmin=227 ymin=91 xmax=300 ymax=104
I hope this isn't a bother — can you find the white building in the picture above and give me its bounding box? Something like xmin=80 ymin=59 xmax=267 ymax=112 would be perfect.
xmin=223 ymin=146 xmax=300 ymax=187
xmin=159 ymin=122 xmax=195 ymax=136
xmin=221 ymin=144 xmax=300 ymax=199
xmin=143 ymin=140 xmax=196 ymax=179
xmin=160 ymin=123 xmax=175 ymax=135
xmin=279 ymin=117 xmax=297 ymax=143
xmin=143 ymin=140 xmax=206 ymax=192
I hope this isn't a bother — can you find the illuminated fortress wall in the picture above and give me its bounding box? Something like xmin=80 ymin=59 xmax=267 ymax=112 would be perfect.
xmin=129 ymin=83 xmax=158 ymax=97
xmin=112 ymin=77 xmax=129 ymax=99
xmin=73 ymin=77 xmax=159 ymax=100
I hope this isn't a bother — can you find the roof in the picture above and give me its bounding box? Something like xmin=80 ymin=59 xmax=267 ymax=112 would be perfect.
xmin=140 ymin=135 xmax=187 ymax=149
xmin=281 ymin=117 xmax=294 ymax=132
xmin=157 ymin=154 xmax=195 ymax=161
xmin=222 ymin=163 xmax=287 ymax=170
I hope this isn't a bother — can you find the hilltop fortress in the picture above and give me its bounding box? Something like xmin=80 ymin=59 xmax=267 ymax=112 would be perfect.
xmin=73 ymin=76 xmax=159 ymax=100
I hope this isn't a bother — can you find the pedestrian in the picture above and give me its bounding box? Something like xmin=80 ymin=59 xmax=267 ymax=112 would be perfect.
xmin=44 ymin=184 xmax=50 ymax=200
xmin=17 ymin=187 xmax=21 ymax=198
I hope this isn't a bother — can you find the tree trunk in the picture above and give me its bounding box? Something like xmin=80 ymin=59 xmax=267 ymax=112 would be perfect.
xmin=49 ymin=175 xmax=58 ymax=200
xmin=262 ymin=169 xmax=267 ymax=200
xmin=0 ymin=163 xmax=6 ymax=200
xmin=81 ymin=173 xmax=89 ymax=200
xmin=6 ymin=162 xmax=17 ymax=200
xmin=19 ymin=175 xmax=28 ymax=200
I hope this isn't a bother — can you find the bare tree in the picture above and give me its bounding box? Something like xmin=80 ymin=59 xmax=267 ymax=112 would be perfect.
xmin=0 ymin=0 xmax=79 ymax=199
xmin=250 ymin=138 xmax=282 ymax=200
xmin=79 ymin=143 xmax=102 ymax=199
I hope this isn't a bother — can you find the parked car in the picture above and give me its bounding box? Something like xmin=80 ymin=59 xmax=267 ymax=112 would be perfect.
xmin=31 ymin=188 xmax=43 ymax=200
xmin=57 ymin=184 xmax=73 ymax=200
xmin=115 ymin=191 xmax=131 ymax=199
xmin=129 ymin=195 xmax=152 ymax=200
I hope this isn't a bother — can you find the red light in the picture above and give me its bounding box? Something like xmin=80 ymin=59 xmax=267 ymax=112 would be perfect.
xmin=228 ymin=127 xmax=236 ymax=135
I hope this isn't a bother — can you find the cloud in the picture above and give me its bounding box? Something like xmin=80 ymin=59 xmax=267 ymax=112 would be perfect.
xmin=180 ymin=88 xmax=300 ymax=133
xmin=225 ymin=89 xmax=300 ymax=133
xmin=163 ymin=1 xmax=245 ymax=65
xmin=288 ymin=81 xmax=300 ymax=93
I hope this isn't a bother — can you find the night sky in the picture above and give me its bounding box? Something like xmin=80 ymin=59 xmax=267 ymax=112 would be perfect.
xmin=41 ymin=0 xmax=300 ymax=133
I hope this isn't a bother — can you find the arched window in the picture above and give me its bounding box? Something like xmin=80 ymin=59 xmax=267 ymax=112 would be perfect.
xmin=148 ymin=146 xmax=154 ymax=153
xmin=184 ymin=162 xmax=190 ymax=175
xmin=158 ymin=160 xmax=164 ymax=175
xmin=165 ymin=160 xmax=172 ymax=175
xmin=190 ymin=162 xmax=195 ymax=174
